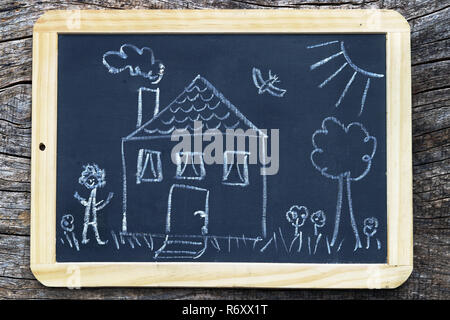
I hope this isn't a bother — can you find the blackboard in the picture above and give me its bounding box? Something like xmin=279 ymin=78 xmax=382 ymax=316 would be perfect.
xmin=55 ymin=33 xmax=387 ymax=264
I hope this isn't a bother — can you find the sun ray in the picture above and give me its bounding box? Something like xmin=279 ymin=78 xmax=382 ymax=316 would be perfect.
xmin=335 ymin=71 xmax=357 ymax=107
xmin=340 ymin=41 xmax=384 ymax=78
xmin=307 ymin=40 xmax=385 ymax=115
xmin=319 ymin=62 xmax=348 ymax=88
xmin=307 ymin=40 xmax=339 ymax=49
xmin=310 ymin=51 xmax=344 ymax=70
xmin=359 ymin=78 xmax=371 ymax=116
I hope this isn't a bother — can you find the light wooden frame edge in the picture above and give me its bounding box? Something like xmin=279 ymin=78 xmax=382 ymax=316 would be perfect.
xmin=31 ymin=9 xmax=412 ymax=288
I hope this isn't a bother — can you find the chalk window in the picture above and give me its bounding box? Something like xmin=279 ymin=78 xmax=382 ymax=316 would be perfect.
xmin=223 ymin=151 xmax=250 ymax=186
xmin=175 ymin=152 xmax=205 ymax=180
xmin=136 ymin=149 xmax=163 ymax=183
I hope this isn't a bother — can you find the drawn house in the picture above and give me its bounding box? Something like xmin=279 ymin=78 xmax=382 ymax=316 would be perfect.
xmin=121 ymin=75 xmax=268 ymax=248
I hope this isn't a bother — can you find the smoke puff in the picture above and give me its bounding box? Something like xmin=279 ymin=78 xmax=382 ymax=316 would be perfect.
xmin=311 ymin=117 xmax=377 ymax=181
xmin=103 ymin=44 xmax=164 ymax=83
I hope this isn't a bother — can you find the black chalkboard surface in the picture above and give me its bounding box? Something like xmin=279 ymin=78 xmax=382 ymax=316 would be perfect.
xmin=56 ymin=34 xmax=386 ymax=263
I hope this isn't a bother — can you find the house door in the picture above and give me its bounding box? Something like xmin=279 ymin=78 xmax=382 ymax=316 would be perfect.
xmin=166 ymin=184 xmax=209 ymax=235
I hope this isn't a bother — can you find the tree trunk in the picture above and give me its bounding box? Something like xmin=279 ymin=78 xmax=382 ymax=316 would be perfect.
xmin=345 ymin=174 xmax=362 ymax=250
xmin=331 ymin=173 xmax=362 ymax=250
xmin=330 ymin=174 xmax=344 ymax=247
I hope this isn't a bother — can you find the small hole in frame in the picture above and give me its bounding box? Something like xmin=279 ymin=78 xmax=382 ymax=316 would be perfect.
xmin=39 ymin=143 xmax=46 ymax=151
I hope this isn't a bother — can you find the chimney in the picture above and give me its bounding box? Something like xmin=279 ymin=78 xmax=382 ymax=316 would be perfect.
xmin=137 ymin=87 xmax=160 ymax=128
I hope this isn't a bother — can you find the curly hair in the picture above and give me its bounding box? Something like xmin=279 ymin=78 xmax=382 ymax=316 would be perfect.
xmin=78 ymin=163 xmax=106 ymax=188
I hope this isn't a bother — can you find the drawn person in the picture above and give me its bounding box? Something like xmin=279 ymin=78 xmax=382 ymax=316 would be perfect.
xmin=60 ymin=214 xmax=79 ymax=251
xmin=286 ymin=205 xmax=309 ymax=252
xmin=74 ymin=164 xmax=113 ymax=245
xmin=363 ymin=217 xmax=381 ymax=250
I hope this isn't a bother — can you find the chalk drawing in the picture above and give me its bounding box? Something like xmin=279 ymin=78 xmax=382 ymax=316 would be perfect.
xmin=60 ymin=214 xmax=79 ymax=251
xmin=74 ymin=163 xmax=113 ymax=245
xmin=175 ymin=152 xmax=206 ymax=180
xmin=286 ymin=205 xmax=309 ymax=252
xmin=102 ymin=44 xmax=165 ymax=127
xmin=252 ymin=68 xmax=287 ymax=97
xmin=223 ymin=151 xmax=250 ymax=186
xmin=311 ymin=210 xmax=326 ymax=236
xmin=311 ymin=117 xmax=377 ymax=251
xmin=363 ymin=217 xmax=381 ymax=250
xmin=137 ymin=87 xmax=160 ymax=128
xmin=103 ymin=44 xmax=164 ymax=83
xmin=136 ymin=149 xmax=163 ymax=183
xmin=310 ymin=210 xmax=326 ymax=255
xmin=121 ymin=75 xmax=268 ymax=239
xmin=166 ymin=184 xmax=209 ymax=234
xmin=307 ymin=40 xmax=384 ymax=115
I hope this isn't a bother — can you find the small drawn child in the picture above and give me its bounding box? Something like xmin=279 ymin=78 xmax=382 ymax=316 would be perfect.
xmin=74 ymin=163 xmax=113 ymax=245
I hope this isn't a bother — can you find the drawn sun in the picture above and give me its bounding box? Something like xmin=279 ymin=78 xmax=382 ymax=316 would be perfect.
xmin=307 ymin=40 xmax=384 ymax=116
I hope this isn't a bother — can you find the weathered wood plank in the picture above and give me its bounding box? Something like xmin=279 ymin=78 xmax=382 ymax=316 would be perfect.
xmin=392 ymin=0 xmax=450 ymax=21
xmin=0 ymin=190 xmax=30 ymax=236
xmin=0 ymin=0 xmax=448 ymax=299
xmin=0 ymin=154 xmax=30 ymax=192
xmin=0 ymin=234 xmax=33 ymax=280
xmin=0 ymin=1 xmax=448 ymax=42
xmin=410 ymin=5 xmax=450 ymax=47
xmin=413 ymin=127 xmax=449 ymax=156
xmin=412 ymin=38 xmax=449 ymax=66
xmin=0 ymin=38 xmax=32 ymax=89
xmin=412 ymin=104 xmax=450 ymax=136
xmin=0 ymin=84 xmax=31 ymax=158
xmin=412 ymin=60 xmax=450 ymax=94
xmin=0 ymin=84 xmax=31 ymax=126
xmin=413 ymin=141 xmax=449 ymax=167
xmin=0 ymin=224 xmax=447 ymax=299
xmin=413 ymin=88 xmax=450 ymax=109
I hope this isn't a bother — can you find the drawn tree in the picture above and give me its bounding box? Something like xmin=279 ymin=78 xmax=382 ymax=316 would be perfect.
xmin=311 ymin=117 xmax=377 ymax=250
xmin=103 ymin=44 xmax=165 ymax=127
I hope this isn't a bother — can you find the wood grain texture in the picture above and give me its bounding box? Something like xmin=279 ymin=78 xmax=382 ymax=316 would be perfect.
xmin=0 ymin=0 xmax=448 ymax=298
xmin=30 ymin=9 xmax=412 ymax=289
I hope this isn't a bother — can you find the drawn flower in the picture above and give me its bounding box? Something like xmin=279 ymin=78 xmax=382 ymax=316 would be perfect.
xmin=78 ymin=163 xmax=106 ymax=189
xmin=61 ymin=214 xmax=74 ymax=232
xmin=363 ymin=217 xmax=379 ymax=249
xmin=60 ymin=214 xmax=80 ymax=251
xmin=311 ymin=210 xmax=326 ymax=227
xmin=286 ymin=205 xmax=309 ymax=236
xmin=310 ymin=210 xmax=326 ymax=236
xmin=363 ymin=217 xmax=378 ymax=237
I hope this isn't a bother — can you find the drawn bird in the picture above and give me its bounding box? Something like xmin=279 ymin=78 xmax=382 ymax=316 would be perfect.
xmin=252 ymin=67 xmax=287 ymax=97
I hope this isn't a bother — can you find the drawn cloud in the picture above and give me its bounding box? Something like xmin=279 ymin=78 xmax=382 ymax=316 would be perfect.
xmin=311 ymin=117 xmax=377 ymax=181
xmin=103 ymin=44 xmax=165 ymax=84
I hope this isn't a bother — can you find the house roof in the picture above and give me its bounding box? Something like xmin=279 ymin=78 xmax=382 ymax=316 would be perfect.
xmin=126 ymin=75 xmax=265 ymax=139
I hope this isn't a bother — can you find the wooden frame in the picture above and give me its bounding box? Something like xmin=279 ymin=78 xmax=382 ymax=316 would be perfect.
xmin=31 ymin=9 xmax=412 ymax=288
